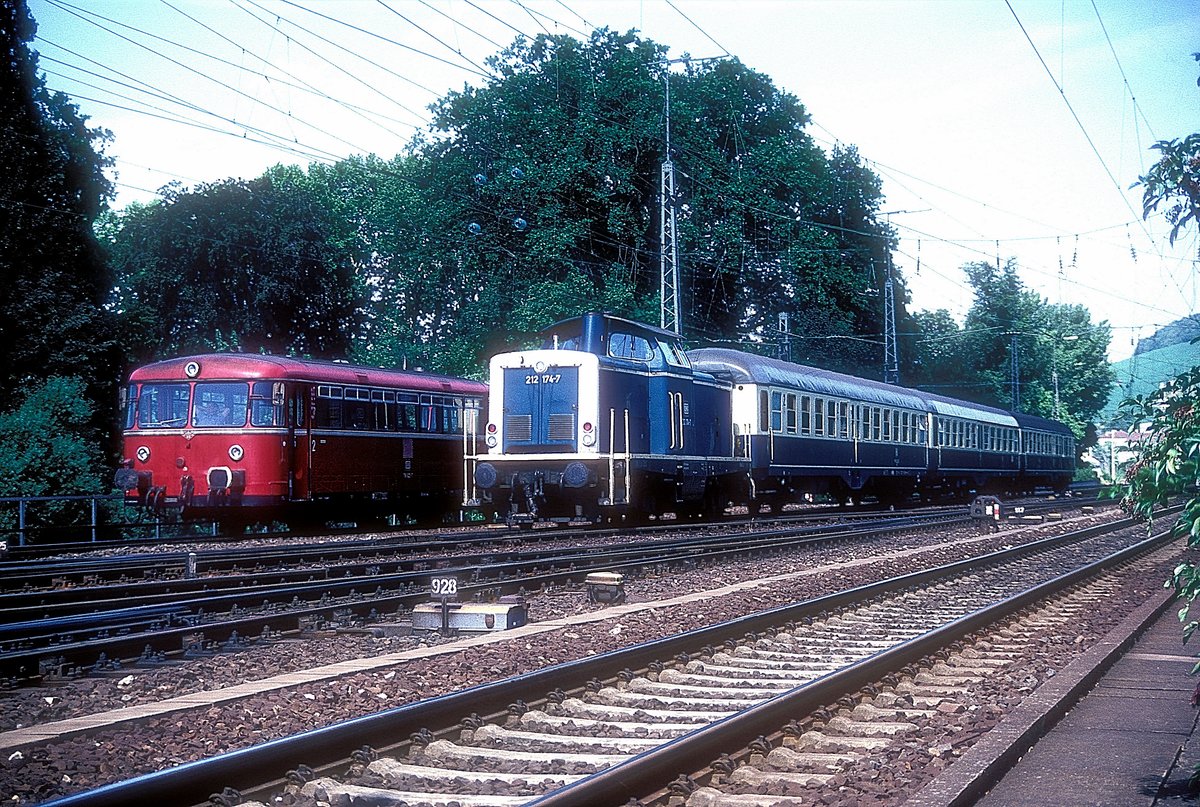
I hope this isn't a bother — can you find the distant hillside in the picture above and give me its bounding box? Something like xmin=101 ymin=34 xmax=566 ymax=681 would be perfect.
xmin=1103 ymin=340 xmax=1200 ymax=426
xmin=1134 ymin=314 xmax=1200 ymax=354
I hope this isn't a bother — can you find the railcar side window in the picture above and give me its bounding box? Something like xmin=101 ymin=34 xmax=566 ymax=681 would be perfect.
xmin=123 ymin=384 xmax=138 ymax=429
xmin=814 ymin=398 xmax=826 ymax=436
xmin=137 ymin=383 xmax=190 ymax=429
xmin=839 ymin=403 xmax=850 ymax=439
xmin=794 ymin=394 xmax=805 ymax=435
xmin=770 ymin=391 xmax=783 ymax=433
xmin=316 ymin=385 xmax=344 ymax=429
xmin=398 ymin=393 xmax=419 ymax=431
xmin=826 ymin=400 xmax=838 ymax=438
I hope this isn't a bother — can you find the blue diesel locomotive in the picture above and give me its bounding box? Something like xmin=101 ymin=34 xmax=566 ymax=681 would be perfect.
xmin=466 ymin=313 xmax=748 ymax=523
xmin=466 ymin=313 xmax=1075 ymax=524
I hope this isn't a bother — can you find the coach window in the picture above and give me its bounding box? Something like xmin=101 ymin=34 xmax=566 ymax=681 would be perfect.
xmin=759 ymin=390 xmax=770 ymax=432
xmin=795 ymin=395 xmax=806 ymax=435
xmin=137 ymin=383 xmax=190 ymax=429
xmin=838 ymin=402 xmax=850 ymax=439
xmin=917 ymin=415 xmax=928 ymax=446
xmin=860 ymin=406 xmax=871 ymax=441
xmin=250 ymin=382 xmax=285 ymax=427
xmin=770 ymin=390 xmax=783 ymax=433
xmin=881 ymin=408 xmax=891 ymax=442
xmin=814 ymin=398 xmax=826 ymax=436
xmin=193 ymin=382 xmax=248 ymax=428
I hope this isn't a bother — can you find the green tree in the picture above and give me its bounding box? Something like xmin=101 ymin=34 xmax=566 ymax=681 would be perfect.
xmin=106 ymin=167 xmax=362 ymax=362
xmin=0 ymin=0 xmax=117 ymax=456
xmin=1120 ymin=52 xmax=1200 ymax=670
xmin=906 ymin=260 xmax=1112 ymax=440
xmin=1138 ymin=130 xmax=1200 ymax=250
xmin=359 ymin=28 xmax=893 ymax=371
xmin=0 ymin=377 xmax=106 ymax=536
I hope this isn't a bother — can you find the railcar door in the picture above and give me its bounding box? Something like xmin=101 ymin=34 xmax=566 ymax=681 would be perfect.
xmin=287 ymin=385 xmax=313 ymax=500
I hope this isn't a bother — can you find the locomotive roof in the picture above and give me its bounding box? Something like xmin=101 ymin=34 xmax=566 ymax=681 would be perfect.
xmin=128 ymin=354 xmax=487 ymax=394
xmin=688 ymin=348 xmax=1021 ymax=427
xmin=541 ymin=313 xmax=682 ymax=343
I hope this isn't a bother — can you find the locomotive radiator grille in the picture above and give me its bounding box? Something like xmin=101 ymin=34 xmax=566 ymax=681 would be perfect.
xmin=506 ymin=414 xmax=533 ymax=442
xmin=548 ymin=413 xmax=576 ymax=441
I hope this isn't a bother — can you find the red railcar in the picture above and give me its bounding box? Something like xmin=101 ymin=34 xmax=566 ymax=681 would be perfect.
xmin=115 ymin=354 xmax=486 ymax=526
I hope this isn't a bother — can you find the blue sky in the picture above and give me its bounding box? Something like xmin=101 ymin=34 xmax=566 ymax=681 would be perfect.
xmin=28 ymin=0 xmax=1200 ymax=360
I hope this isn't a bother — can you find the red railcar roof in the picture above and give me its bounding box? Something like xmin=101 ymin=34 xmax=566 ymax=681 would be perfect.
xmin=128 ymin=354 xmax=487 ymax=395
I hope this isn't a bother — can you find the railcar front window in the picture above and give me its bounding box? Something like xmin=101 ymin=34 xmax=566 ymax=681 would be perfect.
xmin=137 ymin=383 xmax=190 ymax=428
xmin=193 ymin=382 xmax=249 ymax=427
xmin=250 ymin=382 xmax=285 ymax=427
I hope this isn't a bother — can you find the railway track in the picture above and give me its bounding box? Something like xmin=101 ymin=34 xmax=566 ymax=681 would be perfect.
xmin=39 ymin=509 xmax=1168 ymax=807
xmin=1 ymin=506 xmax=1001 ymax=684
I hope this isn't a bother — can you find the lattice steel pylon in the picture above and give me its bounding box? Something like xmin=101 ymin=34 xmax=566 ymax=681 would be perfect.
xmin=659 ymin=71 xmax=681 ymax=335
xmin=660 ymin=158 xmax=680 ymax=335
xmin=883 ymin=263 xmax=899 ymax=384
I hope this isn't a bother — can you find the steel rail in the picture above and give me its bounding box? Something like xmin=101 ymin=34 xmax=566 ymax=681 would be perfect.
xmin=0 ymin=511 xmax=969 ymax=679
xmin=38 ymin=511 xmax=1155 ymax=807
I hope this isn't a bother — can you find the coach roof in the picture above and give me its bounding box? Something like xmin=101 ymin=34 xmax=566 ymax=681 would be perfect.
xmin=688 ymin=348 xmax=929 ymax=411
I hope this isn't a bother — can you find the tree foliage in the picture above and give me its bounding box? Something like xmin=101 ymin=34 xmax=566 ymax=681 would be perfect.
xmin=324 ymin=28 xmax=896 ymax=375
xmin=1121 ymin=52 xmax=1200 ymax=661
xmin=105 ymin=167 xmax=362 ymax=363
xmin=0 ymin=0 xmax=116 ymax=451
xmin=905 ymin=259 xmax=1112 ymax=441
xmin=0 ymin=377 xmax=107 ymax=532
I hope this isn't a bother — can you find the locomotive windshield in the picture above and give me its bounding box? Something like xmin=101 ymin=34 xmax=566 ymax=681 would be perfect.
xmin=192 ymin=382 xmax=249 ymax=427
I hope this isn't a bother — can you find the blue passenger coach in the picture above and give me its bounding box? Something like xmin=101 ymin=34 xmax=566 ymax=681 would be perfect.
xmin=689 ymin=348 xmax=935 ymax=506
xmin=466 ymin=313 xmax=750 ymax=523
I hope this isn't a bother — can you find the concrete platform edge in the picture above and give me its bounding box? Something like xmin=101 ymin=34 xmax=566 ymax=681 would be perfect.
xmin=906 ymin=586 xmax=1177 ymax=807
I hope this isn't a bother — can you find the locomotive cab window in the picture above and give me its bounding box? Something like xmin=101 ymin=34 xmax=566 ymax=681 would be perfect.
xmin=193 ymin=382 xmax=248 ymax=428
xmin=658 ymin=339 xmax=690 ymax=368
xmin=608 ymin=332 xmax=654 ymax=362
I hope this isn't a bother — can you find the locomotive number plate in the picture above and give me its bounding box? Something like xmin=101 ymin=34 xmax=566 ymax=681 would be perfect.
xmin=525 ymin=373 xmax=562 ymax=385
xmin=430 ymin=576 xmax=458 ymax=598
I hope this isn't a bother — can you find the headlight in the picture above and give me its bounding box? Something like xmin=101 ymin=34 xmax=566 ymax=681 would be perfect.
xmin=582 ymin=433 xmax=596 ymax=446
xmin=486 ymin=435 xmax=498 ymax=448
xmin=229 ymin=444 xmax=244 ymax=462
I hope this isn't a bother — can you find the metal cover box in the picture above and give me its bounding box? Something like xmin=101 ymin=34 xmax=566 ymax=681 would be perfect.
xmin=412 ymin=601 xmax=528 ymax=632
